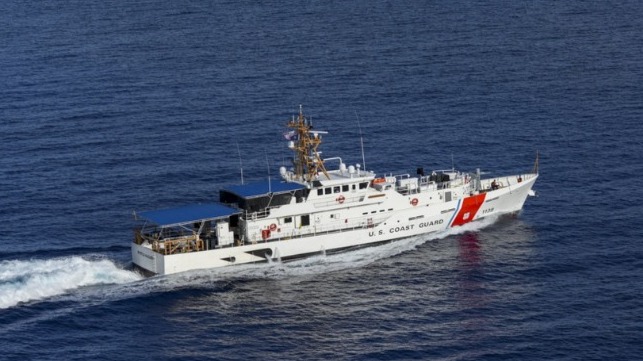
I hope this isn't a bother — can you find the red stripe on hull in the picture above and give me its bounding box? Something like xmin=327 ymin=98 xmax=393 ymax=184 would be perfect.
xmin=451 ymin=193 xmax=487 ymax=227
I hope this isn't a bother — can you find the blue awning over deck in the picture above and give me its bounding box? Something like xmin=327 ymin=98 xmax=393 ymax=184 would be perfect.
xmin=222 ymin=179 xmax=305 ymax=198
xmin=136 ymin=203 xmax=239 ymax=226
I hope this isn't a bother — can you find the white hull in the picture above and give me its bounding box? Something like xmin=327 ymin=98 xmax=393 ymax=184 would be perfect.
xmin=132 ymin=174 xmax=537 ymax=275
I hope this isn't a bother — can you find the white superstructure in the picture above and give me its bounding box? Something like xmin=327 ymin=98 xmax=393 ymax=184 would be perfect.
xmin=132 ymin=106 xmax=538 ymax=275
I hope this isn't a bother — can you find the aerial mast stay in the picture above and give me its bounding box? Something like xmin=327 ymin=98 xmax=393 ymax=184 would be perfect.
xmin=287 ymin=105 xmax=330 ymax=183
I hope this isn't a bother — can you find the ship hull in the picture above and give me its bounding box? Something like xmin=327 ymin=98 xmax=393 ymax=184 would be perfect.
xmin=132 ymin=175 xmax=537 ymax=275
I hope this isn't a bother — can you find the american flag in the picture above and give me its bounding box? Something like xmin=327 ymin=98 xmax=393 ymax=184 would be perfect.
xmin=283 ymin=130 xmax=298 ymax=140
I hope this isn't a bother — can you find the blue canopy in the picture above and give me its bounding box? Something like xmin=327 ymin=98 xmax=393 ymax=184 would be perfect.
xmin=136 ymin=203 xmax=239 ymax=226
xmin=222 ymin=179 xmax=305 ymax=198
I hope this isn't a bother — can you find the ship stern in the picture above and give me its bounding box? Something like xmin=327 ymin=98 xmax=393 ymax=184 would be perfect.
xmin=131 ymin=243 xmax=163 ymax=275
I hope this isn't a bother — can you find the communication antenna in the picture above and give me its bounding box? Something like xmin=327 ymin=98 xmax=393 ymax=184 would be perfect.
xmin=265 ymin=151 xmax=271 ymax=193
xmin=236 ymin=141 xmax=244 ymax=185
xmin=532 ymin=150 xmax=540 ymax=174
xmin=355 ymin=111 xmax=367 ymax=171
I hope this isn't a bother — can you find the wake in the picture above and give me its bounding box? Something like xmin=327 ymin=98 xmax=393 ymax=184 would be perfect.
xmin=0 ymin=215 xmax=499 ymax=311
xmin=0 ymin=256 xmax=142 ymax=309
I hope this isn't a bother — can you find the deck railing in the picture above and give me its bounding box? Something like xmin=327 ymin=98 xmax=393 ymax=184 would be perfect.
xmin=151 ymin=234 xmax=204 ymax=255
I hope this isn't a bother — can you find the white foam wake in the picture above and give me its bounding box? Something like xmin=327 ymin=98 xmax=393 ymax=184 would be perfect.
xmin=0 ymin=217 xmax=501 ymax=310
xmin=0 ymin=256 xmax=142 ymax=309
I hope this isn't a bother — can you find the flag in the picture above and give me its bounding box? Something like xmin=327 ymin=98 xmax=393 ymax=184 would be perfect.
xmin=283 ymin=130 xmax=298 ymax=141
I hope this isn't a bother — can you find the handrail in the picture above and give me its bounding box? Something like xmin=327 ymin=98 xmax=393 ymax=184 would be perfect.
xmin=313 ymin=195 xmax=362 ymax=208
xmin=244 ymin=209 xmax=271 ymax=220
xmin=149 ymin=234 xmax=204 ymax=255
xmin=392 ymin=173 xmax=411 ymax=180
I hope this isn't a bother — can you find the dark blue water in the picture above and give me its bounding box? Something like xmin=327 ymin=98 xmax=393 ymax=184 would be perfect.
xmin=1 ymin=1 xmax=642 ymax=360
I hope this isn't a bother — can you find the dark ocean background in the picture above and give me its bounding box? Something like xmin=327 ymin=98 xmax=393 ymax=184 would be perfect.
xmin=1 ymin=1 xmax=642 ymax=360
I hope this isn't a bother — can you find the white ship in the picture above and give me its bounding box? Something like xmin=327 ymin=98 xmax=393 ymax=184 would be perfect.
xmin=132 ymin=106 xmax=538 ymax=275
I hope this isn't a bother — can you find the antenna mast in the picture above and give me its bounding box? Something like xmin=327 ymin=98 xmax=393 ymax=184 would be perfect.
xmin=287 ymin=105 xmax=330 ymax=182
xmin=265 ymin=152 xmax=271 ymax=192
xmin=236 ymin=142 xmax=244 ymax=185
xmin=355 ymin=111 xmax=366 ymax=172
xmin=532 ymin=151 xmax=540 ymax=174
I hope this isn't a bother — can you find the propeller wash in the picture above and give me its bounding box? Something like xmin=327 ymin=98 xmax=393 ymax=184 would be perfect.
xmin=132 ymin=106 xmax=538 ymax=275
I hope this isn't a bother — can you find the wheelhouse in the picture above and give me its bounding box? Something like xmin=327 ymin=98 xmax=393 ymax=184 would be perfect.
xmin=219 ymin=179 xmax=309 ymax=214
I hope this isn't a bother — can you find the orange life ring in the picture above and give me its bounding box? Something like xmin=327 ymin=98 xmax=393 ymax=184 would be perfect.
xmin=337 ymin=195 xmax=345 ymax=204
xmin=411 ymin=198 xmax=419 ymax=206
xmin=269 ymin=223 xmax=277 ymax=231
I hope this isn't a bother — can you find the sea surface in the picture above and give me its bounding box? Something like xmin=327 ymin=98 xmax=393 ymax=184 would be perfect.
xmin=1 ymin=1 xmax=642 ymax=360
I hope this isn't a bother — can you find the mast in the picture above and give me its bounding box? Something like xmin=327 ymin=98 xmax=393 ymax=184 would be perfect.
xmin=355 ymin=111 xmax=366 ymax=172
xmin=287 ymin=105 xmax=330 ymax=182
xmin=532 ymin=151 xmax=540 ymax=174
xmin=236 ymin=142 xmax=244 ymax=185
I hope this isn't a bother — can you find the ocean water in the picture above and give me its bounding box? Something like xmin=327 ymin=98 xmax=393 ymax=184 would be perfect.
xmin=1 ymin=1 xmax=642 ymax=360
